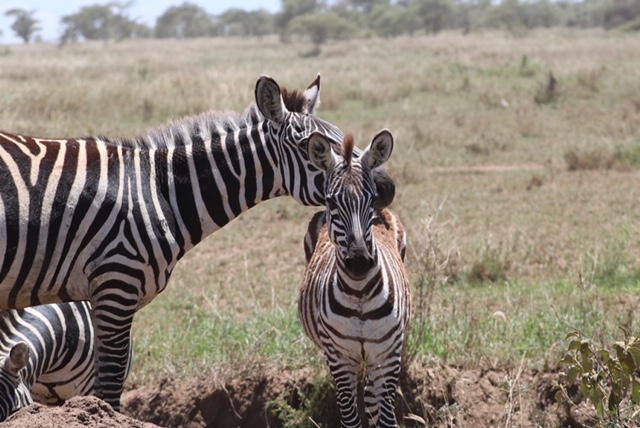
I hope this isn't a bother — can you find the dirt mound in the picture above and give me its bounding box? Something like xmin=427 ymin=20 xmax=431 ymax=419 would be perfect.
xmin=4 ymin=396 xmax=160 ymax=428
xmin=122 ymin=365 xmax=595 ymax=427
xmin=3 ymin=365 xmax=595 ymax=427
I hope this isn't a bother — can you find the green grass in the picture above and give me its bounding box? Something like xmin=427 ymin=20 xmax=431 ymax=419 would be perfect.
xmin=1 ymin=30 xmax=640 ymax=391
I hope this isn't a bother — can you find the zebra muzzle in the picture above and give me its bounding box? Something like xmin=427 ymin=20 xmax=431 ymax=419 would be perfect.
xmin=343 ymin=248 xmax=374 ymax=280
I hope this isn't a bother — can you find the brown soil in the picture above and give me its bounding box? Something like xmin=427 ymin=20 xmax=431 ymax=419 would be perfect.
xmin=4 ymin=365 xmax=596 ymax=428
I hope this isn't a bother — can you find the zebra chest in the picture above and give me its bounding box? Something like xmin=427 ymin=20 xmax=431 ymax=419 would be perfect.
xmin=323 ymin=282 xmax=395 ymax=342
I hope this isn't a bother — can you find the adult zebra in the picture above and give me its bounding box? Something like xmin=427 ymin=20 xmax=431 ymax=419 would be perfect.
xmin=0 ymin=302 xmax=130 ymax=421
xmin=0 ymin=74 xmax=392 ymax=410
xmin=299 ymin=130 xmax=411 ymax=428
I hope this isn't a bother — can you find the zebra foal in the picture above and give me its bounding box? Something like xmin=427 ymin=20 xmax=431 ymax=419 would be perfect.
xmin=0 ymin=302 xmax=128 ymax=421
xmin=299 ymin=130 xmax=411 ymax=428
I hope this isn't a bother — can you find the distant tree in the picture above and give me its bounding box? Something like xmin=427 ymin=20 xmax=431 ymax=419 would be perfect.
xmin=603 ymin=0 xmax=640 ymax=29
xmin=286 ymin=12 xmax=358 ymax=53
xmin=349 ymin=0 xmax=391 ymax=14
xmin=412 ymin=0 xmax=454 ymax=34
xmin=368 ymin=3 xmax=421 ymax=36
xmin=220 ymin=8 xmax=274 ymax=37
xmin=4 ymin=9 xmax=41 ymax=44
xmin=487 ymin=0 xmax=528 ymax=36
xmin=276 ymin=0 xmax=320 ymax=40
xmin=59 ymin=2 xmax=149 ymax=44
xmin=155 ymin=2 xmax=218 ymax=38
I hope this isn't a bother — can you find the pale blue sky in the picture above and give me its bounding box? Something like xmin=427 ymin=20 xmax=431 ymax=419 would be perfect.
xmin=0 ymin=0 xmax=281 ymax=44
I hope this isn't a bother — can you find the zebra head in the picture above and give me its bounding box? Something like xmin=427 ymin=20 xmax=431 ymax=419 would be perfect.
xmin=256 ymin=74 xmax=396 ymax=208
xmin=0 ymin=343 xmax=33 ymax=421
xmin=307 ymin=130 xmax=394 ymax=280
xmin=255 ymin=74 xmax=344 ymax=206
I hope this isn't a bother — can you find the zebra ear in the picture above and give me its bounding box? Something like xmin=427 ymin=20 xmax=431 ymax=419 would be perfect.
xmin=308 ymin=132 xmax=336 ymax=171
xmin=8 ymin=343 xmax=29 ymax=373
xmin=255 ymin=75 xmax=288 ymax=124
xmin=303 ymin=74 xmax=321 ymax=115
xmin=362 ymin=129 xmax=393 ymax=170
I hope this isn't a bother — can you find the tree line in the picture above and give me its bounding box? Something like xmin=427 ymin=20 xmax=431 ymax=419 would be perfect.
xmin=3 ymin=0 xmax=640 ymax=47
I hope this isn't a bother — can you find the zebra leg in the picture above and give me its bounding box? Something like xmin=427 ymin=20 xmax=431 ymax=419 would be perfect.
xmin=363 ymin=373 xmax=381 ymax=427
xmin=326 ymin=354 xmax=362 ymax=428
xmin=367 ymin=357 xmax=401 ymax=428
xmin=91 ymin=283 xmax=139 ymax=411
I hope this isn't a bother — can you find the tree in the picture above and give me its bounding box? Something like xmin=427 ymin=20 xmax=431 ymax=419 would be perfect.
xmin=276 ymin=0 xmax=320 ymax=40
xmin=368 ymin=3 xmax=421 ymax=36
xmin=155 ymin=2 xmax=218 ymax=38
xmin=5 ymin=9 xmax=41 ymax=44
xmin=220 ymin=8 xmax=274 ymax=37
xmin=59 ymin=2 xmax=149 ymax=44
xmin=286 ymin=12 xmax=358 ymax=53
xmin=413 ymin=0 xmax=454 ymax=34
xmin=349 ymin=0 xmax=390 ymax=14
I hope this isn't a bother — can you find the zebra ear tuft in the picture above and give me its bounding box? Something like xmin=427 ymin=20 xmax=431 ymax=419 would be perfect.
xmin=303 ymin=74 xmax=321 ymax=115
xmin=362 ymin=129 xmax=394 ymax=170
xmin=308 ymin=132 xmax=336 ymax=171
xmin=255 ymin=75 xmax=288 ymax=123
xmin=9 ymin=342 xmax=30 ymax=372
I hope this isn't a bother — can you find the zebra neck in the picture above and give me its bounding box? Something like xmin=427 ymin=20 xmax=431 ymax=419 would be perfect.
xmin=154 ymin=122 xmax=284 ymax=250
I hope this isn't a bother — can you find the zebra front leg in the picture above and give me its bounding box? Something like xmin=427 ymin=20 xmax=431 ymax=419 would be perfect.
xmin=366 ymin=356 xmax=402 ymax=428
xmin=363 ymin=372 xmax=381 ymax=427
xmin=91 ymin=282 xmax=139 ymax=411
xmin=326 ymin=354 xmax=362 ymax=428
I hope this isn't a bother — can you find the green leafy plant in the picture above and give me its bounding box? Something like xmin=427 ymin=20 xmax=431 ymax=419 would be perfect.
xmin=555 ymin=328 xmax=640 ymax=426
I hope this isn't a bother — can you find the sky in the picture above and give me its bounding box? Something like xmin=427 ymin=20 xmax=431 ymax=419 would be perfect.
xmin=0 ymin=0 xmax=281 ymax=44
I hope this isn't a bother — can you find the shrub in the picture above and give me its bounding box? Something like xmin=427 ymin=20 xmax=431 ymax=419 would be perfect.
xmin=556 ymin=328 xmax=640 ymax=426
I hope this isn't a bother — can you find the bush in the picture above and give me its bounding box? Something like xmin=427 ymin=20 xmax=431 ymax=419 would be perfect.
xmin=556 ymin=328 xmax=640 ymax=426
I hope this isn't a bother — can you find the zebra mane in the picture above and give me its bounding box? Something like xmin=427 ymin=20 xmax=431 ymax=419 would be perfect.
xmin=101 ymin=84 xmax=308 ymax=150
xmin=343 ymin=133 xmax=355 ymax=169
xmin=109 ymin=103 xmax=265 ymax=150
xmin=281 ymin=88 xmax=308 ymax=113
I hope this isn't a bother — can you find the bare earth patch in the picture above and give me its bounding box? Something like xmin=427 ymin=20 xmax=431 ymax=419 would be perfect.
xmin=2 ymin=364 xmax=596 ymax=427
xmin=3 ymin=396 xmax=160 ymax=428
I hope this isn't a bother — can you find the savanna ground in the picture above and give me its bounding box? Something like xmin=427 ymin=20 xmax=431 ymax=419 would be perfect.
xmin=1 ymin=29 xmax=640 ymax=427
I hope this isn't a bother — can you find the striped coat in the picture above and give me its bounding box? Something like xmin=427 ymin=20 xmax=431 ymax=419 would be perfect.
xmin=299 ymin=130 xmax=411 ymax=428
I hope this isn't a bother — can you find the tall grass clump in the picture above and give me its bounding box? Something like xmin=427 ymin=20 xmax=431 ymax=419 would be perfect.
xmin=404 ymin=201 xmax=459 ymax=367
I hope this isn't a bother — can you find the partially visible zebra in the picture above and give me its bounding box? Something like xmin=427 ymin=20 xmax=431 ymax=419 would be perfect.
xmin=299 ymin=130 xmax=411 ymax=428
xmin=0 ymin=74 xmax=394 ymax=410
xmin=0 ymin=302 xmax=130 ymax=421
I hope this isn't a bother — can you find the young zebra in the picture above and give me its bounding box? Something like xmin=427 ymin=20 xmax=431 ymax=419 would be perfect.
xmin=0 ymin=74 xmax=392 ymax=410
xmin=299 ymin=130 xmax=411 ymax=428
xmin=0 ymin=302 xmax=130 ymax=421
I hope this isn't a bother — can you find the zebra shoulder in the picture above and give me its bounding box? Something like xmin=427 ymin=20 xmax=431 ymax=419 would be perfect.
xmin=373 ymin=208 xmax=407 ymax=262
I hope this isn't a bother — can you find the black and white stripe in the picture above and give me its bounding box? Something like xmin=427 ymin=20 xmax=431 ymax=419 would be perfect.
xmin=0 ymin=74 xmax=349 ymax=410
xmin=0 ymin=302 xmax=129 ymax=421
xmin=299 ymin=130 xmax=411 ymax=428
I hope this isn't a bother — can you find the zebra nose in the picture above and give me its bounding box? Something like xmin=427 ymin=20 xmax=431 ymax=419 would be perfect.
xmin=344 ymin=248 xmax=374 ymax=280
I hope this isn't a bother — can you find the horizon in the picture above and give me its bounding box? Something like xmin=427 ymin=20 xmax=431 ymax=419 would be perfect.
xmin=0 ymin=0 xmax=281 ymax=44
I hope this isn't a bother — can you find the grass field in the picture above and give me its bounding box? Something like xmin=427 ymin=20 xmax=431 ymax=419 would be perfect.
xmin=1 ymin=29 xmax=640 ymax=423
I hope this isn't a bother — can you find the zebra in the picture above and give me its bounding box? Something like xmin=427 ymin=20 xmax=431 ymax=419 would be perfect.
xmin=0 ymin=74 xmax=394 ymax=410
xmin=0 ymin=301 xmax=131 ymax=421
xmin=299 ymin=130 xmax=411 ymax=428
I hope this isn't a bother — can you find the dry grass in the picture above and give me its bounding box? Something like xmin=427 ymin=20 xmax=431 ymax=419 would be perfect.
xmin=1 ymin=30 xmax=640 ymax=384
